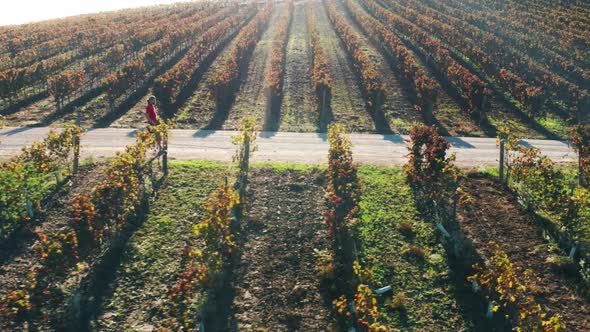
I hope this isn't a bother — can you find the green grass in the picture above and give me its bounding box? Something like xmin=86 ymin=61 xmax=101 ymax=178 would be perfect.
xmin=327 ymin=83 xmax=374 ymax=133
xmin=356 ymin=165 xmax=472 ymax=331
xmin=37 ymin=98 xmax=54 ymax=108
xmin=534 ymin=112 xmax=570 ymax=139
xmin=486 ymin=112 xmax=540 ymax=138
xmin=0 ymin=170 xmax=55 ymax=236
xmin=94 ymin=160 xmax=230 ymax=331
xmin=384 ymin=114 xmax=416 ymax=135
xmin=251 ymin=161 xmax=325 ymax=172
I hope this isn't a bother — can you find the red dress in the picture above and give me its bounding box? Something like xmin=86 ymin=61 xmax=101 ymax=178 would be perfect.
xmin=146 ymin=104 xmax=159 ymax=125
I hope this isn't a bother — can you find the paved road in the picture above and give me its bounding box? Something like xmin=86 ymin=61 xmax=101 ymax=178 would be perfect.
xmin=0 ymin=127 xmax=577 ymax=167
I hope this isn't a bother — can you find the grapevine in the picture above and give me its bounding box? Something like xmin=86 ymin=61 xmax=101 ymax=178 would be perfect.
xmin=306 ymin=0 xmax=333 ymax=122
xmin=324 ymin=0 xmax=384 ymax=110
xmin=468 ymin=243 xmax=565 ymax=331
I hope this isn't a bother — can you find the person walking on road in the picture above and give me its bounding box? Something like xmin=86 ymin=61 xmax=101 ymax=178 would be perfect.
xmin=145 ymin=95 xmax=164 ymax=153
xmin=145 ymin=95 xmax=160 ymax=127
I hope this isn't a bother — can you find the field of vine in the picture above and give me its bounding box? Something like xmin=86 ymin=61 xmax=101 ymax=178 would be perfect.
xmin=1 ymin=117 xmax=589 ymax=331
xmin=1 ymin=0 xmax=590 ymax=331
xmin=0 ymin=0 xmax=587 ymax=138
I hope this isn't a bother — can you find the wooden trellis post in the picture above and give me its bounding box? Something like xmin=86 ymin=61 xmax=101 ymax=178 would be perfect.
xmin=162 ymin=131 xmax=168 ymax=176
xmin=239 ymin=137 xmax=250 ymax=202
xmin=73 ymin=118 xmax=81 ymax=174
xmin=499 ymin=139 xmax=505 ymax=184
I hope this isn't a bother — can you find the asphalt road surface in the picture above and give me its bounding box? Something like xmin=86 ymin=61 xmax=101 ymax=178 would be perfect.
xmin=0 ymin=127 xmax=577 ymax=168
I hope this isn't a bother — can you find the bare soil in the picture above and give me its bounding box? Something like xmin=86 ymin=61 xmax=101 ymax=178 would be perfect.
xmin=226 ymin=167 xmax=336 ymax=330
xmin=3 ymin=96 xmax=55 ymax=127
xmin=456 ymin=174 xmax=590 ymax=331
xmin=279 ymin=2 xmax=317 ymax=132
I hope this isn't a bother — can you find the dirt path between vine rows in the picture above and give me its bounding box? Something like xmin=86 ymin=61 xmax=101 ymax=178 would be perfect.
xmin=456 ymin=175 xmax=590 ymax=331
xmin=164 ymin=6 xmax=263 ymax=129
xmin=279 ymin=2 xmax=316 ymax=132
xmin=3 ymin=40 xmax=188 ymax=129
xmin=225 ymin=167 xmax=336 ymax=330
xmin=172 ymin=31 xmax=242 ymax=129
xmin=2 ymin=96 xmax=55 ymax=127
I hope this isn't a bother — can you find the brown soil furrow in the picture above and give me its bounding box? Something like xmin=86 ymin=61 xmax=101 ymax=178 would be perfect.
xmin=313 ymin=0 xmax=373 ymax=132
xmin=457 ymin=175 xmax=590 ymax=331
xmin=279 ymin=2 xmax=316 ymax=132
xmin=229 ymin=168 xmax=336 ymax=330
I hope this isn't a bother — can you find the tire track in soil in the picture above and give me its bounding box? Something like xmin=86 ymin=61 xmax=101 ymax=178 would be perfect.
xmin=227 ymin=168 xmax=336 ymax=330
xmin=313 ymin=0 xmax=373 ymax=132
xmin=334 ymin=0 xmax=417 ymax=134
xmin=224 ymin=5 xmax=283 ymax=131
xmin=457 ymin=175 xmax=590 ymax=331
xmin=0 ymin=163 xmax=108 ymax=330
xmin=279 ymin=2 xmax=316 ymax=132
